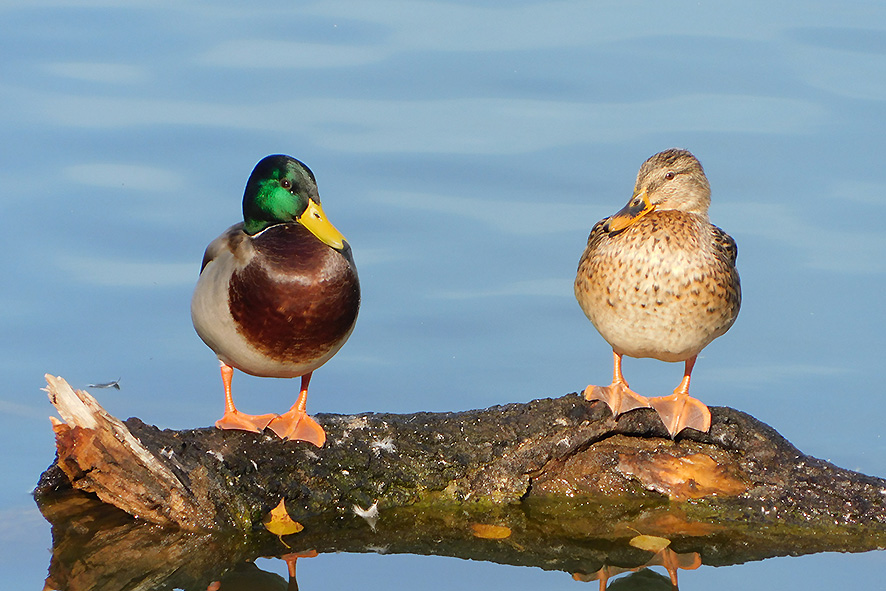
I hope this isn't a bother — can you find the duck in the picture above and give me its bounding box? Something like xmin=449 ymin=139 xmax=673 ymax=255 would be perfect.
xmin=574 ymin=148 xmax=740 ymax=437
xmin=191 ymin=155 xmax=360 ymax=447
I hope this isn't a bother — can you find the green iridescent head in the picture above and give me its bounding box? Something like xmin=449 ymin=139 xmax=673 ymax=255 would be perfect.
xmin=241 ymin=155 xmax=346 ymax=249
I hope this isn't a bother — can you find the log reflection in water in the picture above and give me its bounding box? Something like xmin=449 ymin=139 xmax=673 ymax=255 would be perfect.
xmin=37 ymin=487 xmax=884 ymax=591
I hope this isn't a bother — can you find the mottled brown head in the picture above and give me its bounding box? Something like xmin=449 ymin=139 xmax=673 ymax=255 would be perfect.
xmin=606 ymin=149 xmax=711 ymax=233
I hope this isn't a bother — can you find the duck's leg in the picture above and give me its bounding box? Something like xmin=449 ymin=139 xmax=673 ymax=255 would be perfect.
xmin=281 ymin=550 xmax=318 ymax=585
xmin=648 ymin=355 xmax=712 ymax=437
xmin=584 ymin=351 xmax=652 ymax=416
xmin=267 ymin=372 xmax=327 ymax=447
xmin=215 ymin=362 xmax=276 ymax=433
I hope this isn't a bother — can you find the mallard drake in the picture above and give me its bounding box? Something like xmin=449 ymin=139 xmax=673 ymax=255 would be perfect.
xmin=191 ymin=155 xmax=360 ymax=447
xmin=574 ymin=149 xmax=740 ymax=437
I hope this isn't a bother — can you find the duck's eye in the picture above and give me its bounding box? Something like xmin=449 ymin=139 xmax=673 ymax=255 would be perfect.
xmin=280 ymin=179 xmax=292 ymax=190
xmin=664 ymin=171 xmax=676 ymax=181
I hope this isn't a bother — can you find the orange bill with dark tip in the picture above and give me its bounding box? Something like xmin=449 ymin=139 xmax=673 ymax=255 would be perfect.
xmin=606 ymin=190 xmax=655 ymax=232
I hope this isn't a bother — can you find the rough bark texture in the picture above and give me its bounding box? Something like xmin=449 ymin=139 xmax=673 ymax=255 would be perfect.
xmin=35 ymin=375 xmax=886 ymax=590
xmin=36 ymin=375 xmax=886 ymax=531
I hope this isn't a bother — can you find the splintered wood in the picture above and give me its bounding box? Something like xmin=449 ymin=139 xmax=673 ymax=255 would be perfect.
xmin=44 ymin=375 xmax=215 ymax=530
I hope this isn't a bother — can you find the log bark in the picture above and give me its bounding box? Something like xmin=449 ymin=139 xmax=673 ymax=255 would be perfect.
xmin=35 ymin=374 xmax=886 ymax=590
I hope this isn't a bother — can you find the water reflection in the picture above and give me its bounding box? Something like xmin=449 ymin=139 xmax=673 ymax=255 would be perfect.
xmin=205 ymin=553 xmax=690 ymax=591
xmin=573 ymin=546 xmax=701 ymax=590
xmin=37 ymin=488 xmax=881 ymax=591
xmin=209 ymin=552 xmax=316 ymax=591
xmin=160 ymin=553 xmax=694 ymax=591
xmin=209 ymin=561 xmax=294 ymax=591
xmin=208 ymin=551 xmax=694 ymax=591
xmin=583 ymin=569 xmax=675 ymax=591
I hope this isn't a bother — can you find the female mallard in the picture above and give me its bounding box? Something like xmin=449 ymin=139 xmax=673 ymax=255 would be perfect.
xmin=574 ymin=149 xmax=740 ymax=437
xmin=191 ymin=155 xmax=360 ymax=447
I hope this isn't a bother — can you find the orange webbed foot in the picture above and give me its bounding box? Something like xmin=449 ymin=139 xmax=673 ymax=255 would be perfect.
xmin=584 ymin=381 xmax=652 ymax=417
xmin=215 ymin=409 xmax=276 ymax=433
xmin=648 ymin=393 xmax=711 ymax=437
xmin=267 ymin=410 xmax=326 ymax=447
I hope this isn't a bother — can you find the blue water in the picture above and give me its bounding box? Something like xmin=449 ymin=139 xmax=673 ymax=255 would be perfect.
xmin=2 ymin=0 xmax=885 ymax=588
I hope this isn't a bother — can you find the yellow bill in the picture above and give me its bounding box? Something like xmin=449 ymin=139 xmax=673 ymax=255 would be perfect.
xmin=299 ymin=198 xmax=347 ymax=250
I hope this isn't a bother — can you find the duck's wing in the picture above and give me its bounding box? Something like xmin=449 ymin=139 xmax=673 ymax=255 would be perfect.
xmin=577 ymin=218 xmax=612 ymax=268
xmin=199 ymin=223 xmax=247 ymax=273
xmin=710 ymin=224 xmax=738 ymax=266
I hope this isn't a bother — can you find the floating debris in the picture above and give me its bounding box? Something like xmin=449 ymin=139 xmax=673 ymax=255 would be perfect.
xmin=629 ymin=534 xmax=671 ymax=552
xmin=370 ymin=436 xmax=396 ymax=454
xmin=87 ymin=378 xmax=121 ymax=390
xmin=352 ymin=501 xmax=379 ymax=531
xmin=470 ymin=523 xmax=512 ymax=539
xmin=264 ymin=498 xmax=304 ymax=547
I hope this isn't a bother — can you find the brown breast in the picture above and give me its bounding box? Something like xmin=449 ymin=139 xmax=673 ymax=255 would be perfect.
xmin=227 ymin=223 xmax=360 ymax=365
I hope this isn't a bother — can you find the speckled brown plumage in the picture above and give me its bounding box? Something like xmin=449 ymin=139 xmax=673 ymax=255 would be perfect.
xmin=574 ymin=148 xmax=740 ymax=436
xmin=576 ymin=209 xmax=739 ymax=362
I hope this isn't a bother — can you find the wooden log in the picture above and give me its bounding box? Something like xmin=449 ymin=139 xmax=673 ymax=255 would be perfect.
xmin=36 ymin=374 xmax=886 ymax=531
xmin=35 ymin=374 xmax=886 ymax=591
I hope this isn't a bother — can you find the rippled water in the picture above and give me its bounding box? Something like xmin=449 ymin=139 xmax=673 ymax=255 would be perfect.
xmin=2 ymin=1 xmax=885 ymax=588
